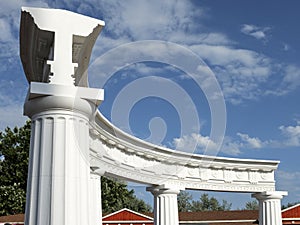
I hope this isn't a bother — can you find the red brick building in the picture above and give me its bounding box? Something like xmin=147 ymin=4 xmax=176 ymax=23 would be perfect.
xmin=102 ymin=208 xmax=260 ymax=225
xmin=282 ymin=204 xmax=300 ymax=224
xmin=0 ymin=214 xmax=24 ymax=225
xmin=102 ymin=208 xmax=153 ymax=225
xmin=2 ymin=205 xmax=300 ymax=225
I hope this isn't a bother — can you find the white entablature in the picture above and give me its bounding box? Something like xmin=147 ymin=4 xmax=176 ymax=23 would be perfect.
xmin=90 ymin=112 xmax=278 ymax=193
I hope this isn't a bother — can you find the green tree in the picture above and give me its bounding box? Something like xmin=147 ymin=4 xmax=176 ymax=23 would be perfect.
xmin=177 ymin=191 xmax=192 ymax=212
xmin=244 ymin=200 xmax=259 ymax=210
xmin=282 ymin=202 xmax=300 ymax=210
xmin=0 ymin=121 xmax=31 ymax=216
xmin=0 ymin=122 xmax=151 ymax=216
xmin=190 ymin=193 xmax=232 ymax=211
xmin=101 ymin=176 xmax=151 ymax=213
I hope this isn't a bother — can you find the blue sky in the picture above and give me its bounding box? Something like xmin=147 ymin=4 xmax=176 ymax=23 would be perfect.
xmin=1 ymin=0 xmax=300 ymax=209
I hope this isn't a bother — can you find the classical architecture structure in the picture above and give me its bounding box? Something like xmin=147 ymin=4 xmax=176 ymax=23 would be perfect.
xmin=20 ymin=7 xmax=287 ymax=225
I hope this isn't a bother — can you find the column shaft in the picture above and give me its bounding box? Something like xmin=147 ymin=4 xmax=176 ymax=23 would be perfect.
xmin=90 ymin=173 xmax=102 ymax=225
xmin=24 ymin=87 xmax=102 ymax=225
xmin=25 ymin=111 xmax=91 ymax=225
xmin=148 ymin=187 xmax=180 ymax=225
xmin=20 ymin=7 xmax=104 ymax=224
xmin=252 ymin=191 xmax=287 ymax=225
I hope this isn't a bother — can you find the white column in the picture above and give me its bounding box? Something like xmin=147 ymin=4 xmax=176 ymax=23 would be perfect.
xmin=90 ymin=172 xmax=102 ymax=225
xmin=24 ymin=83 xmax=103 ymax=225
xmin=252 ymin=191 xmax=288 ymax=225
xmin=147 ymin=186 xmax=180 ymax=225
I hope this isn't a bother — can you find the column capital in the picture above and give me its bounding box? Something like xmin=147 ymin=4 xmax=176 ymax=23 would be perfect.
xmin=24 ymin=82 xmax=104 ymax=119
xmin=252 ymin=191 xmax=288 ymax=200
xmin=91 ymin=166 xmax=106 ymax=176
xmin=147 ymin=185 xmax=181 ymax=196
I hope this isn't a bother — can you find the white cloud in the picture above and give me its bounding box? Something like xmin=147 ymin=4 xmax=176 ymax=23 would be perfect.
xmin=172 ymin=122 xmax=300 ymax=156
xmin=79 ymin=0 xmax=204 ymax=42
xmin=282 ymin=65 xmax=300 ymax=91
xmin=279 ymin=121 xmax=300 ymax=147
xmin=190 ymin=44 xmax=271 ymax=103
xmin=233 ymin=121 xmax=300 ymax=151
xmin=83 ymin=3 xmax=299 ymax=105
xmin=190 ymin=43 xmax=300 ymax=104
xmin=241 ymin=24 xmax=271 ymax=40
xmin=173 ymin=133 xmax=218 ymax=155
xmin=84 ymin=0 xmax=232 ymax=61
xmin=255 ymin=63 xmax=300 ymax=97
xmin=169 ymin=32 xmax=232 ymax=46
xmin=0 ymin=0 xmax=299 ymax=114
xmin=220 ymin=136 xmax=242 ymax=156
xmin=191 ymin=44 xmax=267 ymax=67
xmin=173 ymin=133 xmax=241 ymax=156
xmin=237 ymin=132 xmax=263 ymax=149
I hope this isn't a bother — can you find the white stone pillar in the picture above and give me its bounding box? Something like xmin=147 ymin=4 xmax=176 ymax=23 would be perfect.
xmin=252 ymin=191 xmax=288 ymax=225
xmin=90 ymin=172 xmax=102 ymax=225
xmin=24 ymin=83 xmax=103 ymax=225
xmin=147 ymin=186 xmax=180 ymax=225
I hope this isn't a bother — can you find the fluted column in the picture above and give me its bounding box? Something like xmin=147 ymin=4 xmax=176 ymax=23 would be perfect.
xmin=147 ymin=186 xmax=180 ymax=225
xmin=252 ymin=191 xmax=287 ymax=225
xmin=90 ymin=172 xmax=102 ymax=225
xmin=24 ymin=83 xmax=103 ymax=225
xmin=19 ymin=7 xmax=105 ymax=225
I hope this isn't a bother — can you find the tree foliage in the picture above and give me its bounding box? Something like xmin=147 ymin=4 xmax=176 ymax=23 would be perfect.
xmin=282 ymin=202 xmax=300 ymax=210
xmin=101 ymin=176 xmax=152 ymax=213
xmin=177 ymin=191 xmax=232 ymax=212
xmin=178 ymin=191 xmax=192 ymax=212
xmin=0 ymin=122 xmax=151 ymax=216
xmin=244 ymin=200 xmax=259 ymax=210
xmin=0 ymin=185 xmax=26 ymax=216
xmin=191 ymin=193 xmax=232 ymax=211
xmin=0 ymin=121 xmax=31 ymax=216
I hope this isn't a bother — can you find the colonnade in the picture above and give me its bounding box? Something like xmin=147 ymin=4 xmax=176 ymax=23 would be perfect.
xmin=24 ymin=84 xmax=287 ymax=225
xmin=89 ymin=178 xmax=287 ymax=225
xmin=20 ymin=7 xmax=287 ymax=225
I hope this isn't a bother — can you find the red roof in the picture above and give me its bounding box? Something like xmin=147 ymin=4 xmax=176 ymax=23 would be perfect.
xmin=282 ymin=204 xmax=300 ymax=218
xmin=2 ymin=205 xmax=300 ymax=225
xmin=102 ymin=209 xmax=258 ymax=225
xmin=103 ymin=208 xmax=153 ymax=224
xmin=0 ymin=214 xmax=24 ymax=223
xmin=282 ymin=204 xmax=300 ymax=224
xmin=179 ymin=210 xmax=258 ymax=222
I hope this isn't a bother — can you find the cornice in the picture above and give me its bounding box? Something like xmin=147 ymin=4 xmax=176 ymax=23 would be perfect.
xmin=89 ymin=111 xmax=278 ymax=192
